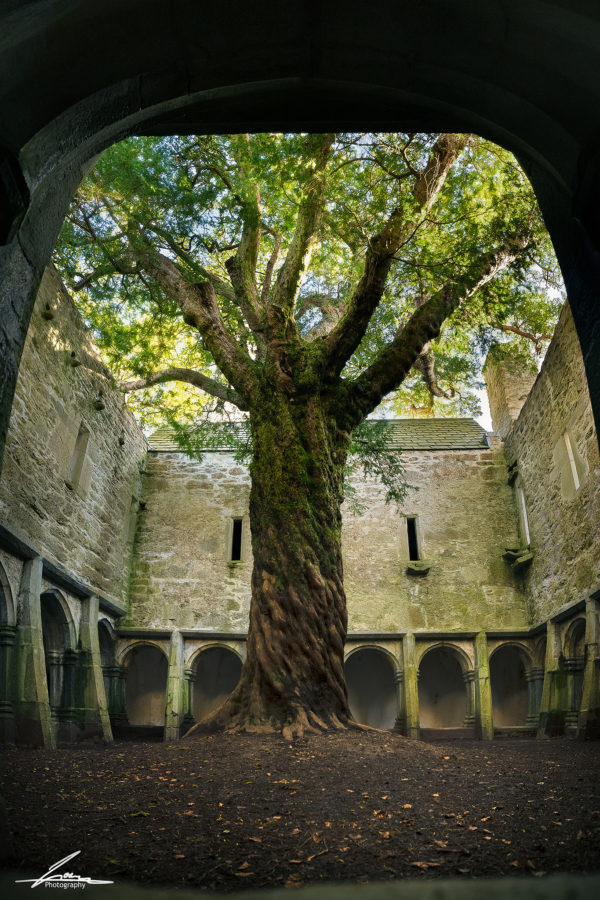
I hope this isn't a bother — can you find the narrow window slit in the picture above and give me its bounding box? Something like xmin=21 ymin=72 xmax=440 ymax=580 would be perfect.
xmin=231 ymin=518 xmax=243 ymax=562
xmin=66 ymin=423 xmax=89 ymax=490
xmin=407 ymin=517 xmax=419 ymax=561
xmin=563 ymin=431 xmax=580 ymax=491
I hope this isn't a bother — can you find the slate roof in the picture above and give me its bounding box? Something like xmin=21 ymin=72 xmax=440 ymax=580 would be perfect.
xmin=148 ymin=418 xmax=490 ymax=452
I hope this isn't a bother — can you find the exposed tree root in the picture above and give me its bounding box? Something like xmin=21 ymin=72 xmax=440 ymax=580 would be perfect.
xmin=183 ymin=699 xmax=387 ymax=742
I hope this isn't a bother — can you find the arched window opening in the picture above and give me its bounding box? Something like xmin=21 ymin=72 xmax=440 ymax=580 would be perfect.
xmin=40 ymin=591 xmax=72 ymax=714
xmin=345 ymin=648 xmax=397 ymax=729
xmin=490 ymin=645 xmax=529 ymax=727
xmin=418 ymin=647 xmax=468 ymax=729
xmin=192 ymin=646 xmax=242 ymax=722
xmin=124 ymin=645 xmax=167 ymax=728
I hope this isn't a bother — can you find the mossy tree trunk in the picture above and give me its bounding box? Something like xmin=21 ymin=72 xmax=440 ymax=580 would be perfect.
xmin=189 ymin=391 xmax=354 ymax=738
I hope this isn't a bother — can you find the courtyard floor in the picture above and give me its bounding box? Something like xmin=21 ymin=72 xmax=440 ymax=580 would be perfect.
xmin=1 ymin=733 xmax=599 ymax=892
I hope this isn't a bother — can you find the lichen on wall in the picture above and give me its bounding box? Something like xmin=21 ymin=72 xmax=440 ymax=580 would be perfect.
xmin=128 ymin=451 xmax=252 ymax=630
xmin=0 ymin=268 xmax=147 ymax=607
xmin=130 ymin=440 xmax=528 ymax=633
xmin=343 ymin=446 xmax=527 ymax=632
xmin=504 ymin=303 xmax=600 ymax=623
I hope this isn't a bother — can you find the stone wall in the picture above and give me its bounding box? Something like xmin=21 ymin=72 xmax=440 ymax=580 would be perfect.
xmin=129 ymin=441 xmax=528 ymax=633
xmin=0 ymin=267 xmax=147 ymax=608
xmin=484 ymin=352 xmax=538 ymax=439
xmin=504 ymin=303 xmax=600 ymax=623
xmin=129 ymin=451 xmax=252 ymax=630
xmin=343 ymin=444 xmax=526 ymax=632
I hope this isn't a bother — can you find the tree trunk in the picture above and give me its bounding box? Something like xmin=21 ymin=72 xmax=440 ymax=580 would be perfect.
xmin=186 ymin=391 xmax=353 ymax=739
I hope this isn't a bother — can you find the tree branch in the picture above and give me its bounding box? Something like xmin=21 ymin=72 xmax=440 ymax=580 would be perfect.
xmin=118 ymin=367 xmax=247 ymax=409
xmin=131 ymin=244 xmax=259 ymax=405
xmin=269 ymin=133 xmax=336 ymax=334
xmin=224 ymin=135 xmax=263 ymax=332
xmin=414 ymin=348 xmax=456 ymax=399
xmin=320 ymin=133 xmax=468 ymax=381
xmin=494 ymin=322 xmax=553 ymax=351
xmin=345 ymin=227 xmax=531 ymax=423
xmin=260 ymin=229 xmax=282 ymax=304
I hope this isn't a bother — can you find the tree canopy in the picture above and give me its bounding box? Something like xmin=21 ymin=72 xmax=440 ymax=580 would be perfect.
xmin=55 ymin=132 xmax=563 ymax=430
xmin=53 ymin=132 xmax=566 ymax=736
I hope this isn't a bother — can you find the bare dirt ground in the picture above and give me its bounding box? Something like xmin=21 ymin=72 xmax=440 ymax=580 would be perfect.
xmin=1 ymin=733 xmax=600 ymax=892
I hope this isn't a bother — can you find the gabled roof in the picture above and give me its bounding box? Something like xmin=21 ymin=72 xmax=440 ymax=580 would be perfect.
xmin=383 ymin=418 xmax=490 ymax=450
xmin=148 ymin=418 xmax=490 ymax=453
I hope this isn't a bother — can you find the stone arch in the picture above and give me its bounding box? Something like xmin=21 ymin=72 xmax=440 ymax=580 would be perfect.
xmin=344 ymin=645 xmax=398 ymax=729
xmin=40 ymin=589 xmax=76 ymax=716
xmin=564 ymin=618 xmax=586 ymax=659
xmin=417 ymin=643 xmax=470 ymax=729
xmin=417 ymin=641 xmax=472 ymax=672
xmin=98 ymin=618 xmax=117 ymax=666
xmin=489 ymin=642 xmax=532 ymax=727
xmin=0 ymin=561 xmax=15 ymax=626
xmin=41 ymin=589 xmax=76 ymax=651
xmin=121 ymin=641 xmax=168 ymax=728
xmin=533 ymin=634 xmax=548 ymax=668
xmin=189 ymin=644 xmax=243 ymax=722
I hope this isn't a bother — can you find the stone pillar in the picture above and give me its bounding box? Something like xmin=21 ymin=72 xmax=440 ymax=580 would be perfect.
xmin=46 ymin=649 xmax=64 ymax=712
xmin=463 ymin=669 xmax=476 ymax=727
xmin=402 ymin=634 xmax=419 ymax=739
xmin=564 ymin=657 xmax=585 ymax=737
xmin=105 ymin=665 xmax=126 ymax=723
xmin=393 ymin=670 xmax=406 ymax=734
xmin=182 ymin=666 xmax=195 ymax=731
xmin=57 ymin=648 xmax=79 ymax=742
xmin=474 ymin=632 xmax=493 ymax=740
xmin=525 ymin=667 xmax=545 ymax=728
xmin=78 ymin=595 xmax=112 ymax=742
xmin=578 ymin=594 xmax=600 ymax=739
xmin=0 ymin=625 xmax=17 ymax=743
xmin=164 ymin=630 xmax=184 ymax=741
xmin=110 ymin=665 xmax=129 ymax=730
xmin=538 ymin=621 xmax=566 ymax=737
xmin=15 ymin=557 xmax=55 ymax=747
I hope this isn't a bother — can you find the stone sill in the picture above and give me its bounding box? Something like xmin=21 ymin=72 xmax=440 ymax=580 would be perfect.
xmin=406 ymin=560 xmax=431 ymax=577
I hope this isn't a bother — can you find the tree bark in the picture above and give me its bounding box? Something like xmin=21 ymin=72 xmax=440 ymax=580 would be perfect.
xmin=186 ymin=390 xmax=353 ymax=739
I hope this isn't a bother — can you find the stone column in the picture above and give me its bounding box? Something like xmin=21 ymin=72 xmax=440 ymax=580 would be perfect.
xmin=578 ymin=593 xmax=600 ymax=739
xmin=164 ymin=630 xmax=184 ymax=741
xmin=78 ymin=595 xmax=112 ymax=742
xmin=105 ymin=665 xmax=125 ymax=722
xmin=525 ymin=667 xmax=545 ymax=728
xmin=57 ymin=648 xmax=79 ymax=742
xmin=538 ymin=621 xmax=566 ymax=737
xmin=463 ymin=669 xmax=476 ymax=727
xmin=110 ymin=665 xmax=129 ymax=730
xmin=46 ymin=649 xmax=64 ymax=712
xmin=402 ymin=634 xmax=419 ymax=739
xmin=564 ymin=657 xmax=585 ymax=737
xmin=182 ymin=666 xmax=195 ymax=731
xmin=393 ymin=670 xmax=406 ymax=734
xmin=474 ymin=632 xmax=493 ymax=740
xmin=0 ymin=625 xmax=17 ymax=743
xmin=15 ymin=557 xmax=55 ymax=747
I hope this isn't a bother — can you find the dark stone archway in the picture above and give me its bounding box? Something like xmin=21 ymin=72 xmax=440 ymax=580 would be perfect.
xmin=345 ymin=647 xmax=397 ymax=728
xmin=2 ymin=1 xmax=600 ymax=474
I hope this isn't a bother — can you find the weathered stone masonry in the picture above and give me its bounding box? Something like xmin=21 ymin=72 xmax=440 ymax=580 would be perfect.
xmin=0 ymin=268 xmax=146 ymax=745
xmin=0 ymin=271 xmax=598 ymax=744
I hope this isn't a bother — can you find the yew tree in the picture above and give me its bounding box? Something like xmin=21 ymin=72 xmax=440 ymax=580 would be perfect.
xmin=55 ymin=133 xmax=561 ymax=738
